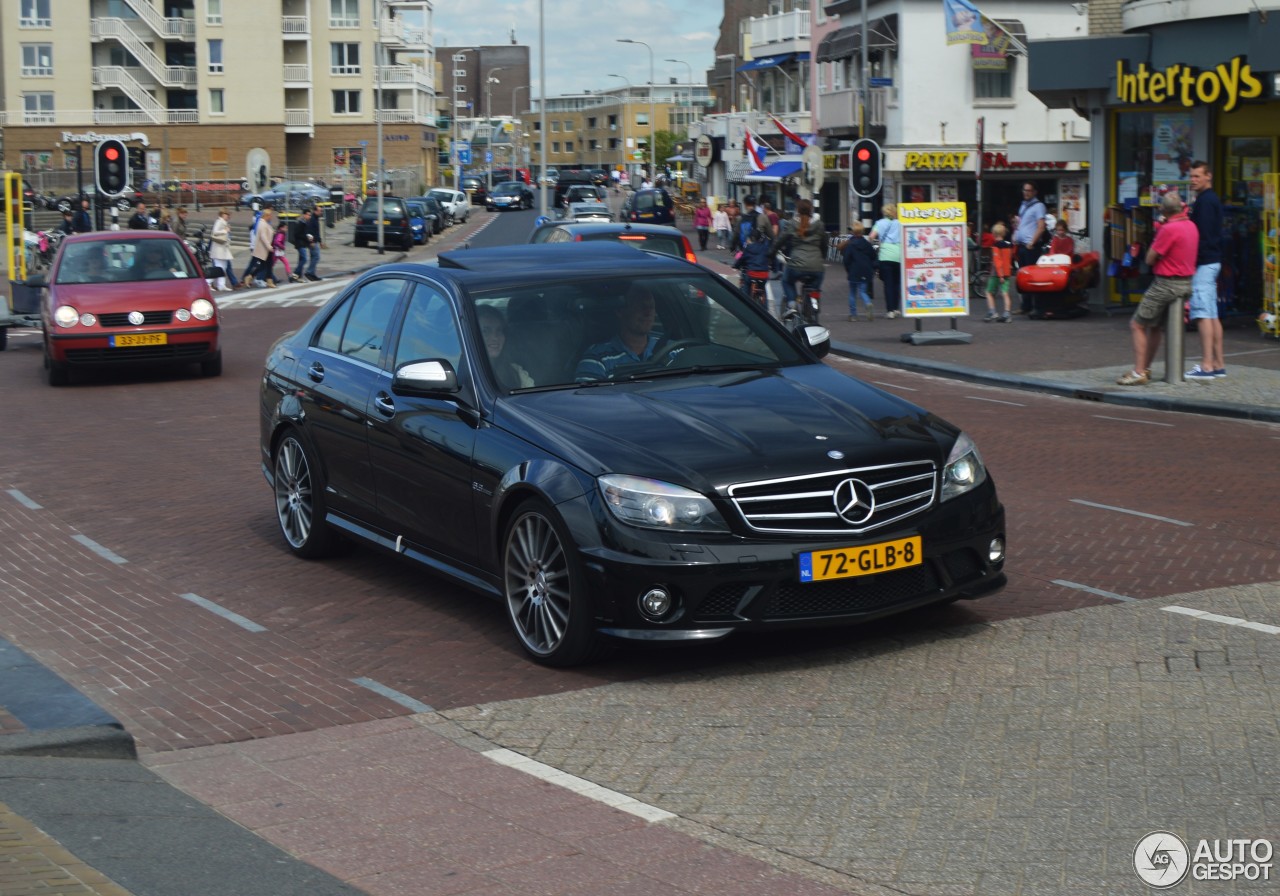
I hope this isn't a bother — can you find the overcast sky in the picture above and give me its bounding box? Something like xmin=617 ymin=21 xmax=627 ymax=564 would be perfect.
xmin=429 ymin=0 xmax=723 ymax=97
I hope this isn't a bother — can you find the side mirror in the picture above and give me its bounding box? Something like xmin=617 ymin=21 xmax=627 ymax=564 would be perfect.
xmin=25 ymin=273 xmax=48 ymax=288
xmin=795 ymin=323 xmax=830 ymax=359
xmin=392 ymin=359 xmax=460 ymax=395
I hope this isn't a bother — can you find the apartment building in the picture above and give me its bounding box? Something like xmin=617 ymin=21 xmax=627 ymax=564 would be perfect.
xmin=2 ymin=0 xmax=438 ymax=194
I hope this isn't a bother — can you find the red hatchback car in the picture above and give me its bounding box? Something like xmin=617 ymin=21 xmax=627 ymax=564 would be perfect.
xmin=39 ymin=231 xmax=221 ymax=386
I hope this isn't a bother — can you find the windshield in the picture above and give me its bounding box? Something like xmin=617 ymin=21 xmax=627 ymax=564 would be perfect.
xmin=56 ymin=239 xmax=197 ymax=284
xmin=407 ymin=202 xmax=426 ymax=217
xmin=429 ymin=191 xmax=453 ymax=203
xmin=466 ymin=273 xmax=805 ymax=391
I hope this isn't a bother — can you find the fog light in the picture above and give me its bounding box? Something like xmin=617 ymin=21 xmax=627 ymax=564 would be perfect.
xmin=988 ymin=537 xmax=1005 ymax=564
xmin=639 ymin=587 xmax=672 ymax=620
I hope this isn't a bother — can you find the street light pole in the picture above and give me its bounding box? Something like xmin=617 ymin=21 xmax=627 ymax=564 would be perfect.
xmin=375 ymin=0 xmax=384 ymax=253
xmin=618 ymin=39 xmax=654 ymax=181
xmin=538 ymin=0 xmax=547 ymax=215
xmin=451 ymin=48 xmax=474 ymax=191
xmin=512 ymin=85 xmax=528 ymax=177
xmin=485 ymin=66 xmax=506 ymax=194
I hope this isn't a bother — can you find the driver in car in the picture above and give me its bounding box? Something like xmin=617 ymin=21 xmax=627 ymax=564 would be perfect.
xmin=575 ymin=286 xmax=661 ymax=381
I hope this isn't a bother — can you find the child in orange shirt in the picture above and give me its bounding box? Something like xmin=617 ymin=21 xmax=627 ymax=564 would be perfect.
xmin=985 ymin=223 xmax=1014 ymax=322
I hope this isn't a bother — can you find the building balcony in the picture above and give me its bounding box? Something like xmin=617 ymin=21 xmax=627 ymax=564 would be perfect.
xmin=378 ymin=64 xmax=432 ymax=91
xmin=284 ymin=63 xmax=312 ymax=84
xmin=817 ymin=85 xmax=890 ymax=132
xmin=745 ymin=8 xmax=810 ymax=58
xmin=282 ymin=15 xmax=310 ymax=36
xmin=285 ymin=108 xmax=313 ymax=131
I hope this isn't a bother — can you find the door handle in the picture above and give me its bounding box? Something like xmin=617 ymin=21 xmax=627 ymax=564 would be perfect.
xmin=373 ymin=392 xmax=395 ymax=417
xmin=307 ymin=361 xmax=325 ymax=382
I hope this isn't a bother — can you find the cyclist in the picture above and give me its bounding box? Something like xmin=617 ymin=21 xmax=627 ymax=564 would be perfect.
xmin=733 ymin=226 xmax=773 ymax=309
xmin=774 ymin=198 xmax=829 ymax=321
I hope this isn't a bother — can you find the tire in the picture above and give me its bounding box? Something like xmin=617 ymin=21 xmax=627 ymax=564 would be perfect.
xmin=502 ymin=498 xmax=606 ymax=667
xmin=0 ymin=326 xmax=7 ymax=352
xmin=354 ymin=234 xmax=367 ymax=248
xmin=201 ymin=352 xmax=222 ymax=377
xmin=44 ymin=344 xmax=69 ymax=386
xmin=272 ymin=432 xmax=342 ymax=559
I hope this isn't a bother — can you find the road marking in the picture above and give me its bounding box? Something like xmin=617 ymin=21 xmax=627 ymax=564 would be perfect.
xmin=965 ymin=396 xmax=1025 ymax=406
xmin=484 ymin=748 xmax=676 ymax=823
xmin=1052 ymin=579 xmax=1138 ymax=602
xmin=1162 ymin=605 xmax=1280 ymax=634
xmin=216 ymin=278 xmax=347 ymax=309
xmin=179 ymin=592 xmax=267 ymax=632
xmin=1070 ymin=499 xmax=1193 ymax=527
xmin=5 ymin=489 xmax=42 ymax=510
xmin=870 ymin=380 xmax=918 ymax=391
xmin=351 ymin=677 xmax=434 ymax=713
xmin=71 ymin=534 xmax=127 ymax=564
xmin=1092 ymin=414 xmax=1175 ymax=427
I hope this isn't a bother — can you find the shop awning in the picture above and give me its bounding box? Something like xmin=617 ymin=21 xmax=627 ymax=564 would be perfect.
xmin=746 ymin=160 xmax=803 ymax=180
xmin=990 ymin=19 xmax=1027 ymax=56
xmin=815 ymin=16 xmax=898 ymax=62
xmin=737 ymin=52 xmax=810 ymax=72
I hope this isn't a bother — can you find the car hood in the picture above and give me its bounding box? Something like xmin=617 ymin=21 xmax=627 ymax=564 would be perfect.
xmin=496 ymin=364 xmax=955 ymax=492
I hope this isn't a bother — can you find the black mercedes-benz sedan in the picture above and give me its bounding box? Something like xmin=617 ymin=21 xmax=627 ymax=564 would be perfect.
xmin=259 ymin=243 xmax=1005 ymax=666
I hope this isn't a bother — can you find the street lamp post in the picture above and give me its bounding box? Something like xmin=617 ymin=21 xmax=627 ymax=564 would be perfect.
xmin=617 ymin=39 xmax=654 ymax=181
xmin=512 ymin=85 xmax=528 ymax=177
xmin=665 ymin=58 xmax=694 ymax=131
xmin=451 ymin=48 xmax=474 ymax=191
xmin=375 ymin=0 xmax=385 ymax=253
xmin=485 ymin=66 xmax=506 ymax=194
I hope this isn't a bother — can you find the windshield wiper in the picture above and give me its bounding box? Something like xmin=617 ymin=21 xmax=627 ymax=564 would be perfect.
xmin=618 ymin=364 xmax=766 ymax=382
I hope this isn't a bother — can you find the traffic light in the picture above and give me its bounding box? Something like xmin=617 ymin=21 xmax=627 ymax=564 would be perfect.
xmin=851 ymin=138 xmax=882 ymax=199
xmin=94 ymin=139 xmax=129 ymax=197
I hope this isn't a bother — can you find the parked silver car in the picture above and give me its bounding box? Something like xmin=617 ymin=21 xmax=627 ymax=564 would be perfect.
xmin=428 ymin=188 xmax=470 ymax=224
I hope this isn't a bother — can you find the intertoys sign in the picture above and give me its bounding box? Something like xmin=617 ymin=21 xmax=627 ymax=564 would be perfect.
xmin=1114 ymin=55 xmax=1262 ymax=112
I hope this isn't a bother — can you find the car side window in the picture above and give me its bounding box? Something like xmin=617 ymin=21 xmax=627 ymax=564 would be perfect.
xmin=394 ymin=283 xmax=462 ymax=370
xmin=316 ymin=278 xmax=404 ymax=364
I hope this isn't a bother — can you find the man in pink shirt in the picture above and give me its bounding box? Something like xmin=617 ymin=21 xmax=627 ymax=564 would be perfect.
xmin=1117 ymin=192 xmax=1199 ymax=385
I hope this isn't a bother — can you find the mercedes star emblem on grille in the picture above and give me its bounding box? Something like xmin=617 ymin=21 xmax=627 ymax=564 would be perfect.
xmin=832 ymin=478 xmax=876 ymax=525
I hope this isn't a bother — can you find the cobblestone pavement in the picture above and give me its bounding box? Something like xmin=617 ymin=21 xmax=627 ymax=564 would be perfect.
xmin=0 ymin=801 xmax=133 ymax=896
xmin=439 ymin=583 xmax=1280 ymax=894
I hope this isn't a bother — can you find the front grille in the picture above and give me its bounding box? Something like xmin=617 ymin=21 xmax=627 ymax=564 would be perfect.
xmin=728 ymin=461 xmax=937 ymax=536
xmin=65 ymin=342 xmax=211 ymax=364
xmin=98 ymin=310 xmax=173 ymax=327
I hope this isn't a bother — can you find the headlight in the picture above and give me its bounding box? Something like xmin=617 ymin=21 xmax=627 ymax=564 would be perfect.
xmin=598 ymin=474 xmax=728 ymax=533
xmin=190 ymin=298 xmax=215 ymax=321
xmin=940 ymin=431 xmax=988 ymax=501
xmin=54 ymin=305 xmax=80 ymax=328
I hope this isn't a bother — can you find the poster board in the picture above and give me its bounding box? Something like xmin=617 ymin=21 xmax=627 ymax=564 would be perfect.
xmin=900 ymin=202 xmax=969 ymax=317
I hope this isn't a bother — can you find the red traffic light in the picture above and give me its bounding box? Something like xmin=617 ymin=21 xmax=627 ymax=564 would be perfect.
xmin=104 ymin=147 xmax=120 ymax=162
xmin=856 ymin=147 xmax=872 ymax=162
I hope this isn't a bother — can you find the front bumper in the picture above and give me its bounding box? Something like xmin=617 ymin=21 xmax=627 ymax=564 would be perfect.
xmin=48 ymin=326 xmax=220 ymax=366
xmin=566 ymin=483 xmax=1007 ymax=642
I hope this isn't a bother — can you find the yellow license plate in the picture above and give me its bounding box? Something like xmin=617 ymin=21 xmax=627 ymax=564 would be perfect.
xmin=799 ymin=536 xmax=923 ymax=583
xmin=111 ymin=332 xmax=167 ymax=348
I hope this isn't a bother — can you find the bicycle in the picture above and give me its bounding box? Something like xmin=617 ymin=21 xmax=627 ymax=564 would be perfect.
xmin=742 ymin=269 xmax=770 ymax=310
xmin=781 ymin=270 xmax=823 ymax=325
xmin=969 ymin=245 xmax=990 ymax=301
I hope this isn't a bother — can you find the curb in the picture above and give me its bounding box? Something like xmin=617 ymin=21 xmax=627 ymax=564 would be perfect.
xmin=0 ymin=724 xmax=136 ymax=760
xmin=828 ymin=339 xmax=1280 ymax=424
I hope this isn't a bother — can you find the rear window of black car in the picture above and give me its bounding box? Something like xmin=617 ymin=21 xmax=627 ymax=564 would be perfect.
xmin=361 ymin=199 xmax=405 ymax=218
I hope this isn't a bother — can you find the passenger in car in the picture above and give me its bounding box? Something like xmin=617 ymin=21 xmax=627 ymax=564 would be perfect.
xmin=574 ymin=286 xmax=661 ymax=380
xmin=478 ymin=306 xmax=534 ymax=389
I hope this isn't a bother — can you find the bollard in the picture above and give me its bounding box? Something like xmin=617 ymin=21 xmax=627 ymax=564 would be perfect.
xmin=1164 ymin=292 xmax=1184 ymax=383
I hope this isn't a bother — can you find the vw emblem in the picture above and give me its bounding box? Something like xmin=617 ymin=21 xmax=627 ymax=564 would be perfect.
xmin=832 ymin=478 xmax=875 ymax=525
xmin=127 ymin=310 xmax=144 ymax=326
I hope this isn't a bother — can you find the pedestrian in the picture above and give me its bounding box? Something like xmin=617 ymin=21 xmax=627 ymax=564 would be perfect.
xmin=244 ymin=207 xmax=276 ymax=288
xmin=983 ymin=222 xmax=1014 ymax=322
xmin=72 ymin=198 xmax=93 ymax=234
xmin=692 ymin=198 xmax=712 ymax=251
xmin=871 ymin=203 xmax=902 ymax=318
xmin=761 ymin=199 xmax=780 ymax=231
xmin=57 ymin=210 xmax=76 ymax=235
xmin=209 ymin=208 xmax=237 ymax=291
xmin=773 ymin=198 xmax=829 ymax=317
xmin=732 ymin=195 xmax=774 ymax=253
xmin=304 ymin=206 xmax=324 ymax=280
xmin=127 ymin=201 xmax=151 ymax=230
xmin=1012 ymin=182 xmax=1047 ymax=314
xmin=1116 ymin=192 xmax=1198 ymax=386
xmin=156 ymin=209 xmax=173 ymax=232
xmin=171 ymin=206 xmax=189 ymax=240
xmin=841 ymin=221 xmax=877 ymax=321
xmin=269 ymin=219 xmax=292 ymax=283
xmin=290 ymin=208 xmax=315 ymax=282
xmin=1186 ymin=160 xmax=1226 ymax=380
xmin=711 ymin=203 xmax=730 ymax=250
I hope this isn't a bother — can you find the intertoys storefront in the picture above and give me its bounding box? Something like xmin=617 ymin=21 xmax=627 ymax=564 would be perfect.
xmin=1029 ymin=10 xmax=1280 ymax=319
